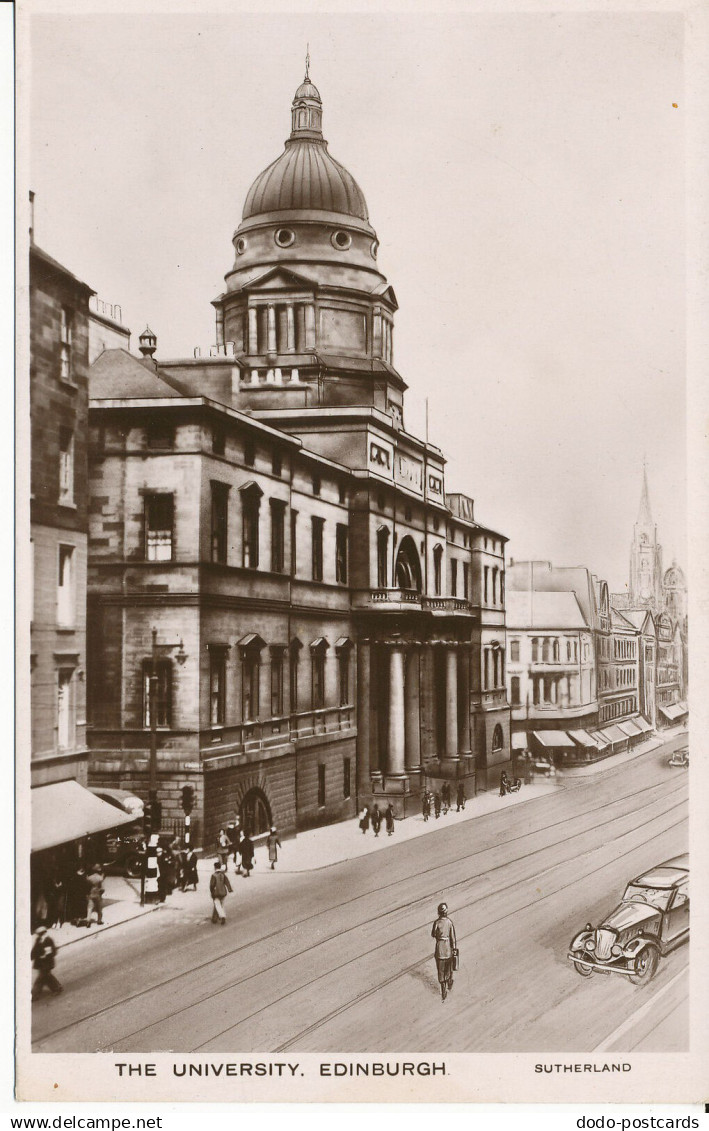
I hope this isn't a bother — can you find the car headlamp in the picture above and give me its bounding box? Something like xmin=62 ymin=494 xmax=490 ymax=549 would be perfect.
xmin=611 ymin=944 xmax=622 ymax=956
xmin=584 ymin=939 xmax=596 ymax=951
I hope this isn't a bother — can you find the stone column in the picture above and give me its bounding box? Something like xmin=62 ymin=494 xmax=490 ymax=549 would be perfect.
xmin=387 ymin=644 xmax=406 ymax=777
xmin=286 ymin=304 xmax=295 ymax=352
xmin=248 ymin=307 xmax=258 ymax=355
xmin=356 ymin=639 xmax=371 ymax=801
xmin=267 ymin=304 xmax=277 ymax=354
xmin=459 ymin=645 xmax=472 ymax=756
xmin=445 ymin=646 xmax=459 ymax=761
xmin=405 ymin=646 xmax=422 ymax=783
xmin=419 ymin=643 xmax=436 ymax=762
xmin=372 ymin=307 xmax=383 ymax=358
xmin=305 ymin=303 xmax=316 ymax=349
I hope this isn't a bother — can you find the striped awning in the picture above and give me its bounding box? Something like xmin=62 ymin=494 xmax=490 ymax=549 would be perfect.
xmin=617 ymin=719 xmax=643 ymax=738
xmin=599 ymin=724 xmax=629 ymax=744
xmin=531 ymin=730 xmax=576 ymax=749
xmin=568 ymin=729 xmax=600 ymax=748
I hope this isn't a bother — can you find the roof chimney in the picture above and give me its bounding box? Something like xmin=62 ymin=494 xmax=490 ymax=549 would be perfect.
xmin=138 ymin=325 xmax=157 ymax=359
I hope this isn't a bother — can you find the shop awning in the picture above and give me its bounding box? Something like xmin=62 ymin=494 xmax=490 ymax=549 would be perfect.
xmin=32 ymin=780 xmax=136 ymax=853
xmin=590 ymin=730 xmax=612 ymax=748
xmin=635 ymin=717 xmax=653 ymax=734
xmin=659 ymin=702 xmax=687 ymax=721
xmin=568 ymin=729 xmax=599 ymax=748
xmin=531 ymin=730 xmax=576 ymax=749
xmin=599 ymin=724 xmax=629 ymax=745
xmin=511 ymin=733 xmax=528 ymax=750
xmin=617 ymin=719 xmax=643 ymax=738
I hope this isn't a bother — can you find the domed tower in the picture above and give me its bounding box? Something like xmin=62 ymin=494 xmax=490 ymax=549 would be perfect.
xmin=212 ymin=67 xmax=403 ymax=418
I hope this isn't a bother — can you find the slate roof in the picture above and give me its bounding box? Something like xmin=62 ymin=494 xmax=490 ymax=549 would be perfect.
xmin=89 ymin=349 xmax=194 ymax=399
xmin=505 ymin=590 xmax=588 ymax=630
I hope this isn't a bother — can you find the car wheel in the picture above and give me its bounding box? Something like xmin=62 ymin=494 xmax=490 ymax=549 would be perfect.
xmin=124 ymin=854 xmax=142 ymax=879
xmin=573 ymin=957 xmax=594 ymax=977
xmin=629 ymin=946 xmax=659 ymax=986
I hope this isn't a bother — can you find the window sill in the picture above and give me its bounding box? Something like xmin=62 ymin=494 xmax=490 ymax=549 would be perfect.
xmin=56 ymin=625 xmax=76 ymax=633
xmin=58 ymin=500 xmax=77 ymax=510
xmin=59 ymin=378 xmax=79 ymax=391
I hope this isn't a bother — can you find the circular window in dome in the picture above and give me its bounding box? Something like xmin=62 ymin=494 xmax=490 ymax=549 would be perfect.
xmin=331 ymin=230 xmax=352 ymax=251
xmin=370 ymin=239 xmax=379 ymax=260
xmin=235 ymin=237 xmax=247 ymax=255
xmin=275 ymin=228 xmax=296 ymax=248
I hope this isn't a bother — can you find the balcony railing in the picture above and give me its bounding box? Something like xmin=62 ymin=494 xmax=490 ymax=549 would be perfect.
xmin=422 ymin=597 xmax=472 ymax=614
xmin=352 ymin=588 xmax=422 ymax=609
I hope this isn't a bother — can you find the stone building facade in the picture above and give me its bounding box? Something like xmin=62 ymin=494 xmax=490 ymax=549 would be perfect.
xmin=30 ymin=241 xmax=94 ymax=788
xmin=86 ymin=71 xmax=511 ymax=844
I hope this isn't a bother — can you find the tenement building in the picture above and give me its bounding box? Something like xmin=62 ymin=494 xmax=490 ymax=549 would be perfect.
xmin=86 ymin=70 xmax=511 ymax=844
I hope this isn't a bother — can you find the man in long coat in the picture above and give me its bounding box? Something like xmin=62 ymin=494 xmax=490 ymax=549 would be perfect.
xmin=431 ymin=902 xmax=457 ymax=1002
xmin=31 ymin=927 xmax=63 ymax=998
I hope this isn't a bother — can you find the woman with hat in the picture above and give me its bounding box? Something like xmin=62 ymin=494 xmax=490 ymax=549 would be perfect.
xmin=266 ymin=826 xmax=282 ymax=870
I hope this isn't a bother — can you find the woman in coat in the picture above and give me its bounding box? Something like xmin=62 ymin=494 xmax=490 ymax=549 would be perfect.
xmin=184 ymin=847 xmax=199 ymax=890
xmin=370 ymin=804 xmax=382 ymax=837
xmin=358 ymin=806 xmax=370 ymax=834
xmin=266 ymin=827 xmax=282 ymax=870
xmin=385 ymin=802 xmax=395 ymax=836
xmin=240 ymin=833 xmax=255 ymax=877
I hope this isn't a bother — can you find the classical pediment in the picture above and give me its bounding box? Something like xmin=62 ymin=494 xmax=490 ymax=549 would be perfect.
xmin=372 ymin=283 xmax=399 ymax=310
xmin=241 ymin=266 xmax=318 ymax=293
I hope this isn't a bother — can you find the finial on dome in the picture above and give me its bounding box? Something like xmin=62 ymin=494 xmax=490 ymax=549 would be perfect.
xmin=290 ymin=61 xmax=323 ymax=140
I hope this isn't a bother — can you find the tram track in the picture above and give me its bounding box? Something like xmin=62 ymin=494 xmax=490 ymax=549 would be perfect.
xmin=35 ymin=777 xmax=686 ymax=1052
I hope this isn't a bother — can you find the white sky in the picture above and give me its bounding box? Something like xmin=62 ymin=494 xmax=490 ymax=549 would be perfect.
xmin=26 ymin=10 xmax=686 ymax=592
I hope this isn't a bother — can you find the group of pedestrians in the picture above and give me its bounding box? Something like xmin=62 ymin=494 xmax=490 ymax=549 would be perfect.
xmin=155 ymin=839 xmax=199 ymax=900
xmin=209 ymin=822 xmax=282 ymax=925
xmin=421 ymin=782 xmax=466 ymax=821
xmin=358 ymin=802 xmax=395 ymax=837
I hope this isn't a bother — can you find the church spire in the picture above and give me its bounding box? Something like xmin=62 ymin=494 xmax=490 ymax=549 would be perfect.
xmin=637 ymin=460 xmax=653 ymax=526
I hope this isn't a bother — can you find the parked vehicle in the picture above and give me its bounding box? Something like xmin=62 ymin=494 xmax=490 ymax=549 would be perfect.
xmin=89 ymin=786 xmax=145 ymax=817
xmin=568 ymin=854 xmax=689 ymax=985
xmin=668 ymin=747 xmax=689 ymax=768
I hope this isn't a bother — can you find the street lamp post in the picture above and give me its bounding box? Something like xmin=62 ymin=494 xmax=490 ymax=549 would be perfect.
xmin=146 ymin=626 xmax=187 ymax=835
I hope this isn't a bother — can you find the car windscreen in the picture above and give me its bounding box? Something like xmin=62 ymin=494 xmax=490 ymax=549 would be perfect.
xmin=622 ymin=884 xmax=673 ymax=911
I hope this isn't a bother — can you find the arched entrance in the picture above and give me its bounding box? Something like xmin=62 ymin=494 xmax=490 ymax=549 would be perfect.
xmin=239 ymin=787 xmax=272 ymax=837
xmin=394 ymin=535 xmax=423 ymax=593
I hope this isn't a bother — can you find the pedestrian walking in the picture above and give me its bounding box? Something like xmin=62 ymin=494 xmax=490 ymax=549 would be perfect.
xmin=266 ymin=826 xmax=282 ymax=870
xmin=370 ymin=803 xmax=382 ymax=837
xmin=67 ymin=865 xmax=88 ymax=926
xmin=433 ymin=791 xmax=442 ymax=819
xmin=31 ymin=927 xmax=63 ymax=999
xmin=185 ymin=847 xmax=199 ymax=890
xmin=209 ymin=862 xmax=232 ymax=924
xmin=240 ymin=833 xmax=255 ymax=877
xmin=358 ymin=806 xmax=370 ymax=834
xmin=86 ymin=865 xmax=105 ymax=926
xmin=431 ymin=902 xmax=458 ymax=1003
xmin=499 ymin=771 xmax=509 ymax=797
xmin=441 ymin=782 xmax=451 ymax=814
xmin=226 ymin=816 xmax=242 ymax=872
xmin=456 ymin=782 xmax=466 ymax=812
xmin=523 ymin=750 xmax=532 ymax=786
xmin=385 ymin=802 xmax=395 ymax=836
xmin=422 ymin=791 xmax=431 ymax=822
xmin=47 ymin=873 xmax=65 ymax=929
xmin=217 ymin=828 xmax=231 ymax=869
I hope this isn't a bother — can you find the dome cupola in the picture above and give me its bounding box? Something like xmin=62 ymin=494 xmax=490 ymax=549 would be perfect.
xmin=241 ymin=64 xmax=369 ymax=222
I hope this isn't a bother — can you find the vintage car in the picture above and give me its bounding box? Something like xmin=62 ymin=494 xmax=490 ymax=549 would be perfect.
xmin=668 ymin=747 xmax=689 ymax=768
xmin=568 ymin=854 xmax=689 ymax=985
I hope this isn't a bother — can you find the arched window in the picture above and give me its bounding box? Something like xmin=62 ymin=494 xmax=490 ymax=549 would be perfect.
xmin=377 ymin=526 xmax=389 ymax=588
xmin=542 ymin=638 xmax=551 ymax=663
xmin=531 ymin=638 xmax=539 ymax=662
xmin=394 ymin=535 xmax=423 ymax=593
xmin=492 ymin=724 xmax=503 ymax=752
xmin=238 ymin=633 xmax=265 ymax=722
xmin=553 ymin=639 xmax=560 ymax=662
xmin=433 ymin=544 xmax=443 ymax=596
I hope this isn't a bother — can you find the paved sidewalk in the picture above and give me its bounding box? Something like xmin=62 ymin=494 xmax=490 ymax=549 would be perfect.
xmin=560 ymin=726 xmax=687 ymax=778
xmin=48 ymin=728 xmax=687 ymax=950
